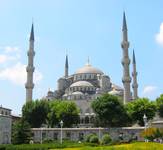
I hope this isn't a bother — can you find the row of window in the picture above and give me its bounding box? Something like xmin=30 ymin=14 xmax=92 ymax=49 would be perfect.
xmin=0 ymin=110 xmax=10 ymax=116
xmin=69 ymin=86 xmax=96 ymax=92
xmin=74 ymin=74 xmax=98 ymax=81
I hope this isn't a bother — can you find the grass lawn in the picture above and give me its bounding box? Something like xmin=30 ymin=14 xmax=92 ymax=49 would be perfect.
xmin=52 ymin=142 xmax=163 ymax=150
xmin=1 ymin=142 xmax=163 ymax=150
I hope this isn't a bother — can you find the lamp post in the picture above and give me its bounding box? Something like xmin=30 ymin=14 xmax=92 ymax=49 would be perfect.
xmin=40 ymin=128 xmax=42 ymax=144
xmin=98 ymin=127 xmax=101 ymax=141
xmin=143 ymin=114 xmax=147 ymax=142
xmin=60 ymin=120 xmax=63 ymax=144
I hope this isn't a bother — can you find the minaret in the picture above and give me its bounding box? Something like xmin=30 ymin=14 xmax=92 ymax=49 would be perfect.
xmin=132 ymin=50 xmax=138 ymax=100
xmin=25 ymin=24 xmax=35 ymax=102
xmin=121 ymin=12 xmax=131 ymax=104
xmin=65 ymin=55 xmax=69 ymax=78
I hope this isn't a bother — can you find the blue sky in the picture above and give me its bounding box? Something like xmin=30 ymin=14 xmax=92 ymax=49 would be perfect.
xmin=0 ymin=0 xmax=163 ymax=115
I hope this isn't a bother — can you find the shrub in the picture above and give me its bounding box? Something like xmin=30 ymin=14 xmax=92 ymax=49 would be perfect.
xmin=101 ymin=134 xmax=112 ymax=145
xmin=0 ymin=145 xmax=6 ymax=150
xmin=89 ymin=135 xmax=99 ymax=144
xmin=85 ymin=133 xmax=96 ymax=142
xmin=140 ymin=127 xmax=163 ymax=141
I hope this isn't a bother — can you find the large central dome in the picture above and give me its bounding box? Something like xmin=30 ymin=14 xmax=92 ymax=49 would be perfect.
xmin=75 ymin=64 xmax=103 ymax=74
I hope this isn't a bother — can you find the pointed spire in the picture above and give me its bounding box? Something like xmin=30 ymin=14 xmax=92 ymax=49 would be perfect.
xmin=65 ymin=55 xmax=68 ymax=68
xmin=86 ymin=56 xmax=91 ymax=66
xmin=122 ymin=12 xmax=127 ymax=31
xmin=132 ymin=49 xmax=138 ymax=100
xmin=133 ymin=49 xmax=136 ymax=64
xmin=87 ymin=56 xmax=90 ymax=65
xmin=65 ymin=54 xmax=69 ymax=78
xmin=30 ymin=23 xmax=34 ymax=41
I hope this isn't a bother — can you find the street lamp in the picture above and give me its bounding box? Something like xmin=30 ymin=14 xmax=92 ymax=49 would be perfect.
xmin=143 ymin=114 xmax=148 ymax=142
xmin=98 ymin=127 xmax=101 ymax=140
xmin=60 ymin=120 xmax=63 ymax=144
xmin=40 ymin=128 xmax=42 ymax=144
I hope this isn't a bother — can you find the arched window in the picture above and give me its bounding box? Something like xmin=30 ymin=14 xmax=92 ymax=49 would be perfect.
xmin=90 ymin=116 xmax=94 ymax=123
xmin=85 ymin=116 xmax=89 ymax=124
xmin=81 ymin=118 xmax=84 ymax=124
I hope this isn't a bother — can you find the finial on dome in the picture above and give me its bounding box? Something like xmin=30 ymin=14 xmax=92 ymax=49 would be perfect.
xmin=86 ymin=56 xmax=91 ymax=66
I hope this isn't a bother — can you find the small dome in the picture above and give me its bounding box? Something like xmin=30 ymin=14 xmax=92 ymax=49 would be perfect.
xmin=72 ymin=91 xmax=84 ymax=95
xmin=108 ymin=90 xmax=122 ymax=96
xmin=63 ymin=93 xmax=68 ymax=97
xmin=70 ymin=81 xmax=93 ymax=87
xmin=111 ymin=84 xmax=123 ymax=91
xmin=75 ymin=64 xmax=103 ymax=74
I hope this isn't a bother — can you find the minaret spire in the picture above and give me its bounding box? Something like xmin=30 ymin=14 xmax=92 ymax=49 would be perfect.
xmin=121 ymin=12 xmax=131 ymax=104
xmin=25 ymin=23 xmax=35 ymax=102
xmin=123 ymin=12 xmax=127 ymax=31
xmin=132 ymin=50 xmax=138 ymax=100
xmin=65 ymin=54 xmax=69 ymax=78
xmin=30 ymin=23 xmax=34 ymax=41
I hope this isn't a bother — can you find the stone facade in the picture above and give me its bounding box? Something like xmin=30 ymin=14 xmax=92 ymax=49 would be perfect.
xmin=0 ymin=106 xmax=12 ymax=144
xmin=32 ymin=127 xmax=144 ymax=142
xmin=45 ymin=62 xmax=124 ymax=126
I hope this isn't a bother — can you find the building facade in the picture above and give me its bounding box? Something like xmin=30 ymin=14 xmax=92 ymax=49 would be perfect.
xmin=0 ymin=106 xmax=12 ymax=144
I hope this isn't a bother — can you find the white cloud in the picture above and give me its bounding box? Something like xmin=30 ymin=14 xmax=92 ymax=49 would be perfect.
xmin=0 ymin=62 xmax=42 ymax=86
xmin=156 ymin=23 xmax=163 ymax=46
xmin=0 ymin=46 xmax=21 ymax=64
xmin=0 ymin=54 xmax=19 ymax=64
xmin=0 ymin=46 xmax=20 ymax=53
xmin=0 ymin=54 xmax=8 ymax=63
xmin=142 ymin=85 xmax=158 ymax=98
xmin=4 ymin=46 xmax=20 ymax=53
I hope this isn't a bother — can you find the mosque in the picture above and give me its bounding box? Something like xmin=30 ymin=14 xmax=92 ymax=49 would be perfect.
xmin=25 ymin=13 xmax=138 ymax=126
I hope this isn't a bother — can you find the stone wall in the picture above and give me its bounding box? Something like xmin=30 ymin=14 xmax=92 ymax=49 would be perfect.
xmin=0 ymin=115 xmax=12 ymax=144
xmin=32 ymin=127 xmax=144 ymax=143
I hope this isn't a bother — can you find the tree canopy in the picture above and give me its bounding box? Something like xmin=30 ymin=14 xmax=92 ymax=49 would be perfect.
xmin=12 ymin=120 xmax=31 ymax=144
xmin=126 ymin=98 xmax=156 ymax=126
xmin=156 ymin=94 xmax=163 ymax=117
xmin=22 ymin=99 xmax=79 ymax=128
xmin=48 ymin=100 xmax=79 ymax=127
xmin=92 ymin=94 xmax=130 ymax=127
xmin=22 ymin=100 xmax=49 ymax=128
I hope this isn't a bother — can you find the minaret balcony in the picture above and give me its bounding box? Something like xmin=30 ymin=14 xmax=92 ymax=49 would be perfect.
xmin=25 ymin=83 xmax=34 ymax=89
xmin=121 ymin=41 xmax=129 ymax=49
xmin=27 ymin=51 xmax=35 ymax=56
xmin=122 ymin=77 xmax=131 ymax=83
xmin=26 ymin=66 xmax=35 ymax=72
xmin=132 ymin=84 xmax=138 ymax=88
xmin=132 ymin=72 xmax=138 ymax=76
xmin=121 ymin=58 xmax=130 ymax=65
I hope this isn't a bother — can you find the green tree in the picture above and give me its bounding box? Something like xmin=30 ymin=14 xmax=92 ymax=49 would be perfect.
xmin=12 ymin=120 xmax=31 ymax=144
xmin=156 ymin=94 xmax=163 ymax=117
xmin=48 ymin=100 xmax=80 ymax=127
xmin=22 ymin=100 xmax=49 ymax=127
xmin=92 ymin=94 xmax=130 ymax=127
xmin=47 ymin=101 xmax=59 ymax=127
xmin=126 ymin=98 xmax=156 ymax=126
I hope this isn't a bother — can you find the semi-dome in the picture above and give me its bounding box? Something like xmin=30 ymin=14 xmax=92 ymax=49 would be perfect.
xmin=72 ymin=91 xmax=84 ymax=95
xmin=70 ymin=81 xmax=93 ymax=87
xmin=75 ymin=64 xmax=103 ymax=74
